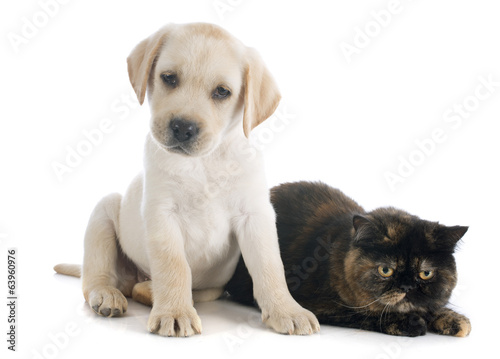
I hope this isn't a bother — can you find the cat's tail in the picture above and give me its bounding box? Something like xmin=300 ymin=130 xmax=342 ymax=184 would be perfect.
xmin=54 ymin=263 xmax=82 ymax=278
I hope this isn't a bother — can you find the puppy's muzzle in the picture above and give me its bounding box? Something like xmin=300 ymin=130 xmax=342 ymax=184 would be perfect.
xmin=170 ymin=118 xmax=199 ymax=143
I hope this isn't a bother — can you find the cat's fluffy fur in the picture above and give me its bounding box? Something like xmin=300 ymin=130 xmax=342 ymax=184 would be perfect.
xmin=226 ymin=181 xmax=471 ymax=337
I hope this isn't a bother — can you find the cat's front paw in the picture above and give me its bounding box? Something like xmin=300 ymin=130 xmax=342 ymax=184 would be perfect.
xmin=384 ymin=314 xmax=427 ymax=337
xmin=262 ymin=302 xmax=320 ymax=335
xmin=429 ymin=308 xmax=471 ymax=337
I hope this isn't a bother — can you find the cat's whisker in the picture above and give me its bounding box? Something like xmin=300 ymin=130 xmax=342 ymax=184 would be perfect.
xmin=445 ymin=301 xmax=466 ymax=313
xmin=379 ymin=303 xmax=392 ymax=331
xmin=334 ymin=298 xmax=381 ymax=310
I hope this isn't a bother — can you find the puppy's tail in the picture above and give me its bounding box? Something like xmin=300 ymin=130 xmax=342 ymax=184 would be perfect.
xmin=54 ymin=263 xmax=82 ymax=278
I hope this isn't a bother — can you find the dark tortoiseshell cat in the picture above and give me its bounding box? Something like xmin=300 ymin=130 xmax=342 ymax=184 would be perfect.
xmin=225 ymin=182 xmax=471 ymax=337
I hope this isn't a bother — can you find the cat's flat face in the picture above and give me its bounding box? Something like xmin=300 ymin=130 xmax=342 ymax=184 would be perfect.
xmin=342 ymin=208 xmax=467 ymax=314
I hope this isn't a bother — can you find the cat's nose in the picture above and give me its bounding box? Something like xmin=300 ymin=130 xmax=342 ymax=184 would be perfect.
xmin=400 ymin=283 xmax=416 ymax=292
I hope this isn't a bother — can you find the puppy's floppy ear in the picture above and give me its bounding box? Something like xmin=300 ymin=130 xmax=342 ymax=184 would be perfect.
xmin=127 ymin=25 xmax=172 ymax=105
xmin=242 ymin=48 xmax=281 ymax=138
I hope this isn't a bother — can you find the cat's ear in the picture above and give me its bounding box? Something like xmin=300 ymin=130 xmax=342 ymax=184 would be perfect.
xmin=433 ymin=225 xmax=468 ymax=249
xmin=353 ymin=215 xmax=383 ymax=244
xmin=353 ymin=215 xmax=373 ymax=232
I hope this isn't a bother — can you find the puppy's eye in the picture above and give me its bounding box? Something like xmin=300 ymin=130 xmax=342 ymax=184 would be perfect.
xmin=161 ymin=73 xmax=178 ymax=88
xmin=378 ymin=266 xmax=394 ymax=278
xmin=213 ymin=86 xmax=231 ymax=99
xmin=419 ymin=270 xmax=435 ymax=280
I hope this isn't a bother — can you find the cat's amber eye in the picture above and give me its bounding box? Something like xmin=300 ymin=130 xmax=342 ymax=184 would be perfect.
xmin=378 ymin=266 xmax=394 ymax=278
xmin=419 ymin=270 xmax=435 ymax=280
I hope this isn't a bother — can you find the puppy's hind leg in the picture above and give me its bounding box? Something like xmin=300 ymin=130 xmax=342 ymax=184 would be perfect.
xmin=132 ymin=281 xmax=153 ymax=307
xmin=132 ymin=281 xmax=223 ymax=306
xmin=82 ymin=193 xmax=129 ymax=317
xmin=193 ymin=288 xmax=224 ymax=303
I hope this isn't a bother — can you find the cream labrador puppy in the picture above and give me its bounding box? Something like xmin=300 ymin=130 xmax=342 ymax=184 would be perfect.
xmin=55 ymin=23 xmax=319 ymax=337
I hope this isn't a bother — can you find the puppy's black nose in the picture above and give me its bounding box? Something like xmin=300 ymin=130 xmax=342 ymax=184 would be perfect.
xmin=170 ymin=118 xmax=198 ymax=143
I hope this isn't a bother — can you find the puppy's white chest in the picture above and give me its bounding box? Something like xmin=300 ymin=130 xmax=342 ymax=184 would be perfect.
xmin=171 ymin=185 xmax=238 ymax=288
xmin=175 ymin=191 xmax=232 ymax=251
xmin=141 ymin=135 xmax=253 ymax=288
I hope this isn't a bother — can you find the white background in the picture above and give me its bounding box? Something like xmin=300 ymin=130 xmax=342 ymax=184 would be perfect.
xmin=1 ymin=0 xmax=499 ymax=358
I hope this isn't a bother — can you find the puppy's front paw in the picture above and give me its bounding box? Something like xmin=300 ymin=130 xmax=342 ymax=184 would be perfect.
xmin=88 ymin=286 xmax=128 ymax=317
xmin=147 ymin=305 xmax=202 ymax=337
xmin=262 ymin=303 xmax=320 ymax=335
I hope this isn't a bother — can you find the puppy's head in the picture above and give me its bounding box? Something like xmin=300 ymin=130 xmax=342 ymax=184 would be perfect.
xmin=127 ymin=23 xmax=281 ymax=156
